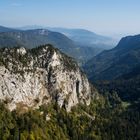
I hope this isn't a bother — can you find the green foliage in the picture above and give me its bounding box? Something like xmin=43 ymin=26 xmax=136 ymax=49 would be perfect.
xmin=0 ymin=93 xmax=139 ymax=140
xmin=95 ymin=71 xmax=140 ymax=103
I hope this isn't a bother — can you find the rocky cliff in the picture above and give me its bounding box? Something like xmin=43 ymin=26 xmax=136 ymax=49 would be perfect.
xmin=0 ymin=44 xmax=93 ymax=111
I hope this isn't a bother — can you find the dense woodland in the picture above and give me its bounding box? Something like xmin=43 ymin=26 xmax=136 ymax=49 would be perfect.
xmin=95 ymin=65 xmax=140 ymax=103
xmin=0 ymin=91 xmax=140 ymax=140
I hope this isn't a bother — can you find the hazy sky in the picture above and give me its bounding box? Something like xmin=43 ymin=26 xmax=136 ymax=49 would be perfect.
xmin=0 ymin=0 xmax=140 ymax=36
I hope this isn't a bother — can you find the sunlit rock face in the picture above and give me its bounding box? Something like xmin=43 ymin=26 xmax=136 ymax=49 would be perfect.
xmin=0 ymin=45 xmax=93 ymax=111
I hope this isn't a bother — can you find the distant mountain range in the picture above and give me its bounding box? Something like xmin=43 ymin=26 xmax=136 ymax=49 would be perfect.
xmin=19 ymin=25 xmax=117 ymax=50
xmin=84 ymin=34 xmax=140 ymax=81
xmin=46 ymin=27 xmax=117 ymax=49
xmin=0 ymin=25 xmax=18 ymax=32
xmin=0 ymin=25 xmax=117 ymax=65
xmin=0 ymin=26 xmax=98 ymax=65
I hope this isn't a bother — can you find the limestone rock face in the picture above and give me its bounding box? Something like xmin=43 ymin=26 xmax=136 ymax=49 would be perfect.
xmin=0 ymin=45 xmax=92 ymax=111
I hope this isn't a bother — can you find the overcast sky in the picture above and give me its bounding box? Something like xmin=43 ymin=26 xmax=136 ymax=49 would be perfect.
xmin=0 ymin=0 xmax=140 ymax=36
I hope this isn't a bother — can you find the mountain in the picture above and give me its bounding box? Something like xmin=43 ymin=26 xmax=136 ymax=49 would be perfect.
xmin=19 ymin=26 xmax=117 ymax=50
xmin=0 ymin=29 xmax=77 ymax=50
xmin=47 ymin=27 xmax=117 ymax=48
xmin=20 ymin=26 xmax=117 ymax=48
xmin=0 ymin=45 xmax=139 ymax=140
xmin=0 ymin=27 xmax=100 ymax=65
xmin=84 ymin=34 xmax=140 ymax=81
xmin=0 ymin=25 xmax=18 ymax=32
xmin=0 ymin=44 xmax=97 ymax=111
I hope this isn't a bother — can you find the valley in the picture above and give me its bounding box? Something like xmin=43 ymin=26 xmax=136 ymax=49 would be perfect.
xmin=0 ymin=26 xmax=140 ymax=140
xmin=1 ymin=0 xmax=140 ymax=139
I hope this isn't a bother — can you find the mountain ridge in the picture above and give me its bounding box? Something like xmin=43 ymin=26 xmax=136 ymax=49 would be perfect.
xmin=0 ymin=26 xmax=103 ymax=65
xmin=18 ymin=25 xmax=117 ymax=49
xmin=84 ymin=34 xmax=140 ymax=81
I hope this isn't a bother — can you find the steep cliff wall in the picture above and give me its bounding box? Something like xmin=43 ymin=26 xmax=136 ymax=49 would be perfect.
xmin=0 ymin=45 xmax=93 ymax=111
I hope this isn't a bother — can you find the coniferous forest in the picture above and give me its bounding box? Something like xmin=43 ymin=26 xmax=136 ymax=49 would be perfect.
xmin=0 ymin=91 xmax=140 ymax=140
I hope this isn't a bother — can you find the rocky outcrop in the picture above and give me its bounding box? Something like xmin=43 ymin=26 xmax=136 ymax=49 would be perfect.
xmin=0 ymin=45 xmax=93 ymax=111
